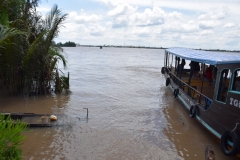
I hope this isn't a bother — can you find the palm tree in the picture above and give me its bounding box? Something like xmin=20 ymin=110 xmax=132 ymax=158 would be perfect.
xmin=0 ymin=12 xmax=26 ymax=95
xmin=0 ymin=1 xmax=70 ymax=95
xmin=41 ymin=5 xmax=68 ymax=92
xmin=22 ymin=5 xmax=68 ymax=94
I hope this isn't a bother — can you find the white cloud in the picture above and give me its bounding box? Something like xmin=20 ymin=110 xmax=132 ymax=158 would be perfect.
xmin=39 ymin=0 xmax=240 ymax=50
xmin=36 ymin=6 xmax=51 ymax=14
xmin=130 ymin=6 xmax=165 ymax=27
xmin=223 ymin=30 xmax=240 ymax=38
xmin=106 ymin=21 xmax=113 ymax=26
xmin=107 ymin=3 xmax=136 ymax=16
xmin=88 ymin=24 xmax=105 ymax=35
xmin=168 ymin=11 xmax=183 ymax=19
xmin=58 ymin=23 xmax=85 ymax=41
xmin=112 ymin=17 xmax=128 ymax=28
xmin=161 ymin=21 xmax=198 ymax=34
xmin=199 ymin=20 xmax=220 ymax=29
xmin=67 ymin=11 xmax=102 ymax=24
xmin=223 ymin=23 xmax=235 ymax=28
xmin=96 ymin=0 xmax=118 ymax=8
xmin=199 ymin=30 xmax=214 ymax=35
xmin=133 ymin=28 xmax=151 ymax=37
xmin=57 ymin=11 xmax=105 ymax=40
xmin=96 ymin=0 xmax=240 ymax=17
xmin=182 ymin=21 xmax=199 ymax=32
xmin=225 ymin=40 xmax=239 ymax=47
xmin=198 ymin=6 xmax=229 ymax=20
xmin=108 ymin=5 xmax=166 ymax=28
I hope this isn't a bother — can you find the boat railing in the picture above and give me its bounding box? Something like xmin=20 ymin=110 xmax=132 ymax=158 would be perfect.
xmin=167 ymin=68 xmax=212 ymax=109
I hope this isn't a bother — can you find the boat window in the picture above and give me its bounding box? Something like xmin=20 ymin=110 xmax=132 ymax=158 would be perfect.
xmin=165 ymin=51 xmax=169 ymax=68
xmin=167 ymin=52 xmax=170 ymax=68
xmin=170 ymin=54 xmax=175 ymax=72
xmin=231 ymin=69 xmax=240 ymax=92
xmin=175 ymin=56 xmax=180 ymax=74
xmin=216 ymin=69 xmax=231 ymax=103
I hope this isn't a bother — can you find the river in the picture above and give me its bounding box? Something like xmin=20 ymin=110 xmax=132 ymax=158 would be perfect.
xmin=0 ymin=47 xmax=239 ymax=160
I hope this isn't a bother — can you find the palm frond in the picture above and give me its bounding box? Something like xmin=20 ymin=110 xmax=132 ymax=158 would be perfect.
xmin=49 ymin=46 xmax=67 ymax=68
xmin=44 ymin=5 xmax=68 ymax=52
xmin=0 ymin=24 xmax=25 ymax=46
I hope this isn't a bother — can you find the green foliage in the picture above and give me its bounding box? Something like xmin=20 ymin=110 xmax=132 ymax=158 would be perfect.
xmin=0 ymin=8 xmax=9 ymax=26
xmin=0 ymin=114 xmax=28 ymax=160
xmin=56 ymin=41 xmax=76 ymax=47
xmin=0 ymin=24 xmax=25 ymax=46
xmin=55 ymin=71 xmax=69 ymax=92
xmin=0 ymin=1 xmax=70 ymax=95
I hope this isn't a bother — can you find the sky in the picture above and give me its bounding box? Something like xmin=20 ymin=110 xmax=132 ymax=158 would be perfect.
xmin=37 ymin=0 xmax=240 ymax=50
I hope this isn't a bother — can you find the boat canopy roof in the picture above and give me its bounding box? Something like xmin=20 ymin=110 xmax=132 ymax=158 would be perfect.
xmin=166 ymin=47 xmax=240 ymax=65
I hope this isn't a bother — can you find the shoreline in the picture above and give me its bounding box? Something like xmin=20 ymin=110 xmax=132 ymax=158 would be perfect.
xmin=74 ymin=45 xmax=240 ymax=53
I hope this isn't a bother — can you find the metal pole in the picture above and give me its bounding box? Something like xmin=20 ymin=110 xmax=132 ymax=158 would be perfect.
xmin=83 ymin=108 xmax=88 ymax=119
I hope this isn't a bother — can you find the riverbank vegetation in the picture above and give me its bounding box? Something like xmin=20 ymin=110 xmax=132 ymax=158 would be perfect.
xmin=56 ymin=41 xmax=76 ymax=47
xmin=0 ymin=0 xmax=69 ymax=96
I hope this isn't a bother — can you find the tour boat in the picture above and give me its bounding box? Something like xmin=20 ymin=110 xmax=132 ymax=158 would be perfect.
xmin=162 ymin=47 xmax=240 ymax=156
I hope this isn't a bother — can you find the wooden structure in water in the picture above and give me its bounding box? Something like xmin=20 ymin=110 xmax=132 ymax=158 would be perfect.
xmin=1 ymin=112 xmax=56 ymax=127
xmin=162 ymin=47 xmax=240 ymax=157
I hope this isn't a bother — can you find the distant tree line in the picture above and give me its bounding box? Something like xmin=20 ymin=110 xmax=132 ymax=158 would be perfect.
xmin=56 ymin=41 xmax=76 ymax=47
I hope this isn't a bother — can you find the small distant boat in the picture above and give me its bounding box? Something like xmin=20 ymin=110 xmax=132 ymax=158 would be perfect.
xmin=1 ymin=112 xmax=57 ymax=127
xmin=162 ymin=47 xmax=240 ymax=157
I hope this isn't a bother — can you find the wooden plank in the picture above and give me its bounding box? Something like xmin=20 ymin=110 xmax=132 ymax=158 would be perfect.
xmin=190 ymin=82 xmax=211 ymax=87
xmin=1 ymin=112 xmax=54 ymax=127
xmin=197 ymin=86 xmax=215 ymax=92
xmin=183 ymin=79 xmax=209 ymax=84
xmin=195 ymin=86 xmax=215 ymax=104
xmin=183 ymin=82 xmax=211 ymax=93
xmin=180 ymin=74 xmax=190 ymax=77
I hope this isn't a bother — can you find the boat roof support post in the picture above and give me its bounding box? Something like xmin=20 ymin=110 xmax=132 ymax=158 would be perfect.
xmin=188 ymin=61 xmax=195 ymax=82
xmin=176 ymin=57 xmax=180 ymax=77
xmin=174 ymin=56 xmax=177 ymax=75
xmin=188 ymin=61 xmax=197 ymax=95
xmin=198 ymin=63 xmax=206 ymax=103
xmin=179 ymin=59 xmax=185 ymax=79
xmin=171 ymin=54 xmax=173 ymax=71
xmin=164 ymin=51 xmax=166 ymax=67
xmin=165 ymin=51 xmax=169 ymax=68
xmin=167 ymin=53 xmax=170 ymax=68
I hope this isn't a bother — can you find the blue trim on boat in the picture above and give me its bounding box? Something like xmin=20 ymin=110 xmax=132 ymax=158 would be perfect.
xmin=195 ymin=116 xmax=221 ymax=139
xmin=166 ymin=47 xmax=240 ymax=65
xmin=229 ymin=91 xmax=240 ymax=95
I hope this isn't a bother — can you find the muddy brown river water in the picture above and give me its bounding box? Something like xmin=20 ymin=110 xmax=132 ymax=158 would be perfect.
xmin=0 ymin=47 xmax=239 ymax=160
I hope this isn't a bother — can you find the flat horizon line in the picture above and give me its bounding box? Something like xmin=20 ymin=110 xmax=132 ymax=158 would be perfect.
xmin=72 ymin=45 xmax=240 ymax=52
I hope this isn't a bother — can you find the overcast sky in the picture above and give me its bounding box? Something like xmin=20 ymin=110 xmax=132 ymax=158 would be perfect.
xmin=37 ymin=0 xmax=240 ymax=50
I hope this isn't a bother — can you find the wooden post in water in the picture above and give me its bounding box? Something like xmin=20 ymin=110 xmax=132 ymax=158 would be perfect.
xmin=205 ymin=144 xmax=215 ymax=160
xmin=83 ymin=108 xmax=88 ymax=119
